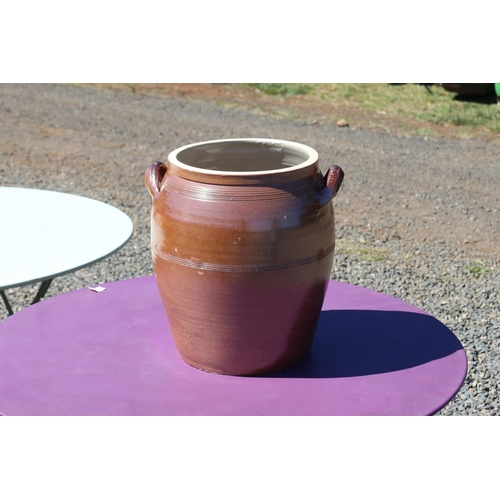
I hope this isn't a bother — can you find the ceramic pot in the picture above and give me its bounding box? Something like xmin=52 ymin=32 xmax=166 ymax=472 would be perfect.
xmin=145 ymin=138 xmax=343 ymax=376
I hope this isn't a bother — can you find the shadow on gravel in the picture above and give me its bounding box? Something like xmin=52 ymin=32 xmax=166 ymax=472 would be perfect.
xmin=270 ymin=310 xmax=464 ymax=378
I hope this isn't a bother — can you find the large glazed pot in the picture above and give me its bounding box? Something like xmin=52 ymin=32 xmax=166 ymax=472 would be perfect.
xmin=145 ymin=138 xmax=344 ymax=376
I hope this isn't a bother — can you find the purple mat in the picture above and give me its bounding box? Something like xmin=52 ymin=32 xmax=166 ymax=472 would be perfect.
xmin=0 ymin=276 xmax=467 ymax=415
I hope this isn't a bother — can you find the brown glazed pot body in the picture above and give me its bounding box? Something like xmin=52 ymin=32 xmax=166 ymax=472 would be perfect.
xmin=145 ymin=138 xmax=343 ymax=376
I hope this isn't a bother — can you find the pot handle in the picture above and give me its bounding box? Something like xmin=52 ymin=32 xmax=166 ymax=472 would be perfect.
xmin=145 ymin=161 xmax=167 ymax=198
xmin=324 ymin=165 xmax=344 ymax=199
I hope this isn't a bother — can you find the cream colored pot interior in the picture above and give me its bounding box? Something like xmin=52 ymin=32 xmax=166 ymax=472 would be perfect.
xmin=173 ymin=139 xmax=317 ymax=174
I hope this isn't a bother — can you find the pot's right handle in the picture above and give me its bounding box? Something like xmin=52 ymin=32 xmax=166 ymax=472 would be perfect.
xmin=325 ymin=165 xmax=344 ymax=199
xmin=145 ymin=161 xmax=167 ymax=199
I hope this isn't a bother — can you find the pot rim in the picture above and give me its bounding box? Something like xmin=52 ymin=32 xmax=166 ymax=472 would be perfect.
xmin=167 ymin=138 xmax=319 ymax=176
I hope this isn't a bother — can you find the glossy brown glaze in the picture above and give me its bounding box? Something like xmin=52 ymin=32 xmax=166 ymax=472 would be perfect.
xmin=145 ymin=139 xmax=343 ymax=376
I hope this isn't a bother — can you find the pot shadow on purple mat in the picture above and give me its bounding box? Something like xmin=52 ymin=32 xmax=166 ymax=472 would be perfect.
xmin=268 ymin=310 xmax=464 ymax=378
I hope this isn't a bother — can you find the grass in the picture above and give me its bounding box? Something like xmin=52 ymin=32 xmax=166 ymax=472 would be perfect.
xmin=464 ymin=260 xmax=489 ymax=275
xmin=336 ymin=238 xmax=391 ymax=262
xmin=319 ymin=84 xmax=500 ymax=130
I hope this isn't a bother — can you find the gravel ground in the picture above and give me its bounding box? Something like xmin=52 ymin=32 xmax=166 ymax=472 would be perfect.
xmin=1 ymin=83 xmax=499 ymax=415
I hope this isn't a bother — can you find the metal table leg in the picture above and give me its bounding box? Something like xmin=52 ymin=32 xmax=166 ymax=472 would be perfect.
xmin=31 ymin=279 xmax=53 ymax=305
xmin=1 ymin=290 xmax=14 ymax=316
xmin=1 ymin=279 xmax=53 ymax=316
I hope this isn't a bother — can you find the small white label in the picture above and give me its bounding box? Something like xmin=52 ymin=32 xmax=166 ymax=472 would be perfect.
xmin=89 ymin=286 xmax=106 ymax=293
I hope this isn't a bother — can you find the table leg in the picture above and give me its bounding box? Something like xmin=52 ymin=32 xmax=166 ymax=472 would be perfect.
xmin=1 ymin=279 xmax=53 ymax=316
xmin=1 ymin=290 xmax=14 ymax=316
xmin=31 ymin=279 xmax=53 ymax=305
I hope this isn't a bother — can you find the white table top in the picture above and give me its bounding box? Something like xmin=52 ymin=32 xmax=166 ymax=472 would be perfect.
xmin=0 ymin=187 xmax=134 ymax=290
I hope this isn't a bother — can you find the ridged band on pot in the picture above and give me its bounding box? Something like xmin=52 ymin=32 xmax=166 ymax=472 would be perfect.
xmin=145 ymin=138 xmax=343 ymax=376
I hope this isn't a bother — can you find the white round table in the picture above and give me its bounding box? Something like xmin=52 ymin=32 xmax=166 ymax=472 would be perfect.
xmin=0 ymin=187 xmax=134 ymax=315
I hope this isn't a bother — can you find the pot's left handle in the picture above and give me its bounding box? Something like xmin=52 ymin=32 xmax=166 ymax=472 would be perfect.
xmin=145 ymin=161 xmax=167 ymax=199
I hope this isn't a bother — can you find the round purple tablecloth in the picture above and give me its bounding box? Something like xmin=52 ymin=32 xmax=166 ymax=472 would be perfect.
xmin=0 ymin=276 xmax=467 ymax=415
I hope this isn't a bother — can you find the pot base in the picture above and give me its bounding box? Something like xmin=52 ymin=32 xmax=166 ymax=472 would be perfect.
xmin=179 ymin=351 xmax=311 ymax=377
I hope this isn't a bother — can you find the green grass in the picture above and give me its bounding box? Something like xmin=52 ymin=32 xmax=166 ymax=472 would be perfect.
xmin=464 ymin=261 xmax=489 ymax=275
xmin=417 ymin=97 xmax=500 ymax=129
xmin=332 ymin=84 xmax=500 ymax=131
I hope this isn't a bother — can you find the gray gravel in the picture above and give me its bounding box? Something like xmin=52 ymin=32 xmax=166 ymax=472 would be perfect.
xmin=1 ymin=83 xmax=499 ymax=415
